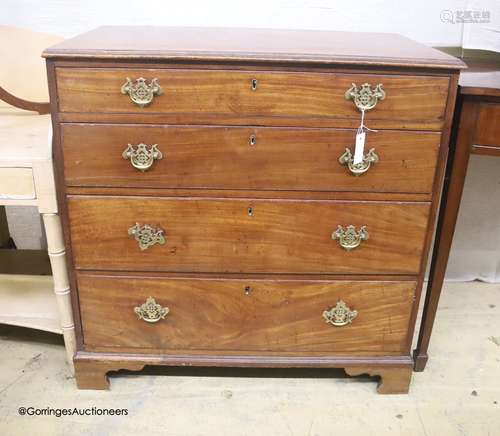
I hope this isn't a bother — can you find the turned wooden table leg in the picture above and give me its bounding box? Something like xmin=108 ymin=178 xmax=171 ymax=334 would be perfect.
xmin=42 ymin=213 xmax=76 ymax=374
xmin=345 ymin=366 xmax=413 ymax=394
xmin=413 ymin=99 xmax=478 ymax=371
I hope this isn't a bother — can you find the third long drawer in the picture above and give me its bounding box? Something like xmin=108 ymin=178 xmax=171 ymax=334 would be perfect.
xmin=68 ymin=196 xmax=430 ymax=274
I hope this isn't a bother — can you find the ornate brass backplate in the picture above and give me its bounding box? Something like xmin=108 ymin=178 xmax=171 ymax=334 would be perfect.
xmin=323 ymin=300 xmax=358 ymax=326
xmin=345 ymin=83 xmax=385 ymax=111
xmin=332 ymin=225 xmax=368 ymax=250
xmin=122 ymin=143 xmax=163 ymax=171
xmin=121 ymin=77 xmax=163 ymax=107
xmin=134 ymin=297 xmax=169 ymax=323
xmin=128 ymin=223 xmax=166 ymax=251
xmin=338 ymin=147 xmax=379 ymax=176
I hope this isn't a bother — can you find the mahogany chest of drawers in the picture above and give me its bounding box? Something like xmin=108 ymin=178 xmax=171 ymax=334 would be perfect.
xmin=44 ymin=26 xmax=464 ymax=393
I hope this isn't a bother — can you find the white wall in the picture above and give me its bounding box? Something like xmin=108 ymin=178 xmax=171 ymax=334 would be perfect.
xmin=2 ymin=0 xmax=468 ymax=46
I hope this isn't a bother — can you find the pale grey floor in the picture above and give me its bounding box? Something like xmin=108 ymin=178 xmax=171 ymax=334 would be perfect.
xmin=0 ymin=282 xmax=499 ymax=436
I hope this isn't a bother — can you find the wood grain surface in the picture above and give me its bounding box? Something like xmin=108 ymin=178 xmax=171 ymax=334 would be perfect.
xmin=43 ymin=26 xmax=465 ymax=70
xmin=77 ymin=273 xmax=415 ymax=354
xmin=55 ymin=68 xmax=450 ymax=130
xmin=61 ymin=124 xmax=440 ymax=193
xmin=68 ymin=196 xmax=430 ymax=274
xmin=43 ymin=28 xmax=462 ymax=390
xmin=473 ymin=103 xmax=500 ymax=148
xmin=64 ymin=186 xmax=432 ymax=202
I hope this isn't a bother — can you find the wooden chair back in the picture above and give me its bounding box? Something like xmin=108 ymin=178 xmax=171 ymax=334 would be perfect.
xmin=0 ymin=26 xmax=63 ymax=112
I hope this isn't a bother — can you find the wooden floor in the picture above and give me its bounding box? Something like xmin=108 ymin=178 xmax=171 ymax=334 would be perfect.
xmin=0 ymin=281 xmax=499 ymax=436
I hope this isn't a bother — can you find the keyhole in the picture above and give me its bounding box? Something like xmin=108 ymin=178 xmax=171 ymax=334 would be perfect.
xmin=249 ymin=134 xmax=257 ymax=146
xmin=248 ymin=206 xmax=253 ymax=217
xmin=251 ymin=79 xmax=258 ymax=91
xmin=244 ymin=286 xmax=252 ymax=295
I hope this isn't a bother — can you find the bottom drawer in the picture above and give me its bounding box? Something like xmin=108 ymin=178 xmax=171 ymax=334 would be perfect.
xmin=78 ymin=274 xmax=416 ymax=355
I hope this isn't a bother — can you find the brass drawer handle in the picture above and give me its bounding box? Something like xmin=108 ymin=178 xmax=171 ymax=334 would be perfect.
xmin=121 ymin=77 xmax=163 ymax=107
xmin=122 ymin=143 xmax=163 ymax=172
xmin=134 ymin=297 xmax=169 ymax=323
xmin=128 ymin=223 xmax=166 ymax=250
xmin=332 ymin=225 xmax=368 ymax=251
xmin=345 ymin=83 xmax=385 ymax=111
xmin=323 ymin=300 xmax=358 ymax=326
xmin=339 ymin=147 xmax=379 ymax=176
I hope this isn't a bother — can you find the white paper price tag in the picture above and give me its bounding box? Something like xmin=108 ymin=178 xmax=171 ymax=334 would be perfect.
xmin=353 ymin=131 xmax=366 ymax=165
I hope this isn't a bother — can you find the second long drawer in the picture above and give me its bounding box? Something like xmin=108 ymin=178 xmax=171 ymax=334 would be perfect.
xmin=61 ymin=124 xmax=440 ymax=194
xmin=68 ymin=196 xmax=430 ymax=274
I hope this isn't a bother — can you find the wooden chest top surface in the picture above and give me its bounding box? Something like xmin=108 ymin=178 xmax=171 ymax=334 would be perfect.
xmin=43 ymin=26 xmax=465 ymax=70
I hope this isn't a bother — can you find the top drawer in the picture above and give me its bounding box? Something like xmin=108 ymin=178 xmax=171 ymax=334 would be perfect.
xmin=55 ymin=68 xmax=450 ymax=130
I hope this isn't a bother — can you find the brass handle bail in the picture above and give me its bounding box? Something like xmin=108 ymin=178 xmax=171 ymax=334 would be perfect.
xmin=323 ymin=300 xmax=358 ymax=326
xmin=332 ymin=225 xmax=368 ymax=250
xmin=128 ymin=223 xmax=166 ymax=250
xmin=122 ymin=143 xmax=163 ymax=171
xmin=121 ymin=77 xmax=163 ymax=107
xmin=134 ymin=297 xmax=169 ymax=323
xmin=345 ymin=83 xmax=385 ymax=111
xmin=338 ymin=147 xmax=379 ymax=176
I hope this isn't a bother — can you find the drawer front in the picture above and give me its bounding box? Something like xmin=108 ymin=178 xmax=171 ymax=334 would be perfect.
xmin=68 ymin=197 xmax=430 ymax=274
xmin=62 ymin=124 xmax=440 ymax=194
xmin=474 ymin=103 xmax=500 ymax=147
xmin=78 ymin=273 xmax=415 ymax=354
xmin=56 ymin=68 xmax=449 ymax=130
